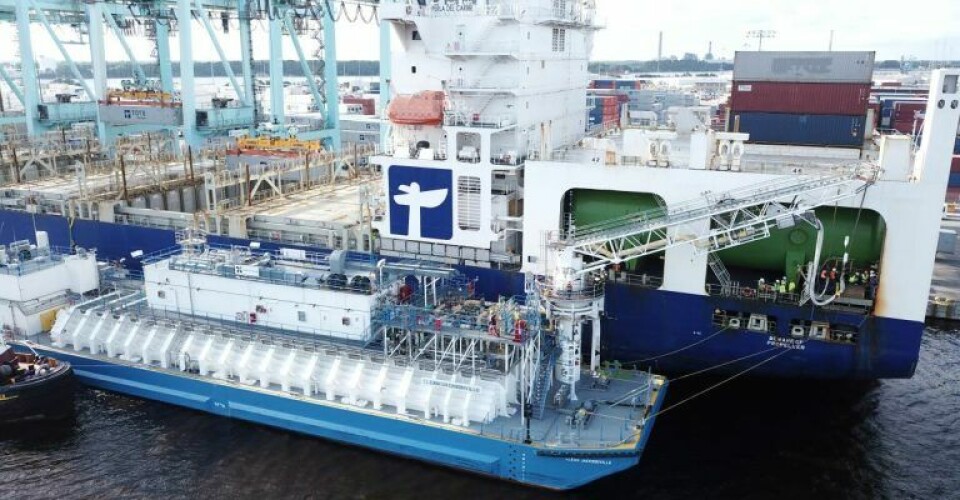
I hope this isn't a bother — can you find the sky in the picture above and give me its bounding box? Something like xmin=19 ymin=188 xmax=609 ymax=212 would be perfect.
xmin=2 ymin=0 xmax=959 ymax=68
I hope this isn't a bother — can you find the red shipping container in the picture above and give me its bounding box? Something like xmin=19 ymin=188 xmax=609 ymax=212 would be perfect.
xmin=343 ymin=96 xmax=375 ymax=115
xmin=891 ymin=120 xmax=919 ymax=134
xmin=893 ymin=102 xmax=925 ymax=121
xmin=730 ymin=81 xmax=870 ymax=116
xmin=952 ymin=156 xmax=960 ymax=174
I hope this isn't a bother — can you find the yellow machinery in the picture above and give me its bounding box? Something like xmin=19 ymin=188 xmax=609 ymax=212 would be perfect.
xmin=104 ymin=89 xmax=179 ymax=107
xmin=236 ymin=136 xmax=323 ymax=153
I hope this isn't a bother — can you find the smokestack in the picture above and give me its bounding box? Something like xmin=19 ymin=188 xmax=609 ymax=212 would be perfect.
xmin=657 ymin=32 xmax=663 ymax=72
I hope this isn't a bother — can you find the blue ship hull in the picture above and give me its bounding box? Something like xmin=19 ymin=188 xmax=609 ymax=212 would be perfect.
xmin=0 ymin=210 xmax=923 ymax=380
xmin=20 ymin=345 xmax=666 ymax=490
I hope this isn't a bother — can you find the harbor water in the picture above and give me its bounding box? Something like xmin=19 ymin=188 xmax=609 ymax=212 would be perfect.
xmin=2 ymin=328 xmax=958 ymax=499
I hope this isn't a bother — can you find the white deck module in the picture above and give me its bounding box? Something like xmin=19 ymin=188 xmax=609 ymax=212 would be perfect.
xmin=0 ymin=232 xmax=98 ymax=337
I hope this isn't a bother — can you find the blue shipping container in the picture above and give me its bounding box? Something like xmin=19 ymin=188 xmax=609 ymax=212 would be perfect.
xmin=732 ymin=112 xmax=866 ymax=147
xmin=950 ymin=172 xmax=960 ymax=187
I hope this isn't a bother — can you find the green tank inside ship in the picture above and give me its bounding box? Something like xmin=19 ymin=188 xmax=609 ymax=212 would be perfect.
xmin=569 ymin=190 xmax=664 ymax=272
xmin=570 ymin=190 xmax=885 ymax=277
xmin=717 ymin=206 xmax=886 ymax=278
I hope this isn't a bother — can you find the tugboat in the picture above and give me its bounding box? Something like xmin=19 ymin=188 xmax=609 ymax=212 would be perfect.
xmin=0 ymin=340 xmax=75 ymax=424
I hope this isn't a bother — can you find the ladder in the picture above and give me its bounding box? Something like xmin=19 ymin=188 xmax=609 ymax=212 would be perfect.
xmin=559 ymin=164 xmax=879 ymax=275
xmin=708 ymin=253 xmax=733 ymax=292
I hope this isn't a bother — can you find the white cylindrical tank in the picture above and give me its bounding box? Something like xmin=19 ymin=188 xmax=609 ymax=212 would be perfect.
xmin=149 ymin=193 xmax=165 ymax=210
xmin=166 ymin=189 xmax=181 ymax=212
xmin=35 ymin=231 xmax=50 ymax=251
xmin=182 ymin=187 xmax=197 ymax=213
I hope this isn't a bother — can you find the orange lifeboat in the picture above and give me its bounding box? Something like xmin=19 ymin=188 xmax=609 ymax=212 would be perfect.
xmin=387 ymin=91 xmax=445 ymax=126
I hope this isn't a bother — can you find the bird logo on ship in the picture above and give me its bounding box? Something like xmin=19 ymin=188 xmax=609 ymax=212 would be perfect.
xmin=389 ymin=166 xmax=453 ymax=240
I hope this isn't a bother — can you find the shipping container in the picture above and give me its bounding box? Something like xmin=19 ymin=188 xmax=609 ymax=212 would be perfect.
xmin=730 ymin=81 xmax=870 ymax=115
xmin=893 ymin=101 xmax=925 ymax=122
xmin=734 ymin=51 xmax=875 ymax=83
xmin=592 ymin=79 xmax=616 ymax=89
xmin=731 ymin=112 xmax=866 ymax=147
xmin=342 ymin=96 xmax=376 ymax=115
xmin=950 ymin=172 xmax=960 ymax=188
xmin=951 ymin=156 xmax=960 ymax=174
xmin=98 ymin=104 xmax=183 ymax=126
xmin=891 ymin=119 xmax=921 ymax=134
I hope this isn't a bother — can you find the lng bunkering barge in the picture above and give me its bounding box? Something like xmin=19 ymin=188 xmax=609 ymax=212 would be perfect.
xmin=15 ymin=230 xmax=667 ymax=489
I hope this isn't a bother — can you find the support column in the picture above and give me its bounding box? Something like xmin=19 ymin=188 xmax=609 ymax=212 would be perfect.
xmin=86 ymin=2 xmax=109 ymax=143
xmin=323 ymin=9 xmax=340 ymax=151
xmin=238 ymin=0 xmax=256 ymax=124
xmin=590 ymin=317 xmax=600 ymax=374
xmin=177 ymin=0 xmax=199 ymax=147
xmin=268 ymin=15 xmax=285 ymax=125
xmin=379 ymin=22 xmax=392 ymax=151
xmin=16 ymin=0 xmax=39 ymax=135
xmin=155 ymin=17 xmax=174 ymax=95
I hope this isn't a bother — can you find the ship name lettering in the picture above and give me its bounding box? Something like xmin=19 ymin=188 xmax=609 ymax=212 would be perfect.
xmin=422 ymin=378 xmax=481 ymax=393
xmin=565 ymin=458 xmax=613 ymax=465
xmin=766 ymin=336 xmax=806 ymax=350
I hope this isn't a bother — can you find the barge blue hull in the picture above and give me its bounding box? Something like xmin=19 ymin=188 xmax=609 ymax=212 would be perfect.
xmin=0 ymin=210 xmax=922 ymax=380
xmin=19 ymin=346 xmax=665 ymax=490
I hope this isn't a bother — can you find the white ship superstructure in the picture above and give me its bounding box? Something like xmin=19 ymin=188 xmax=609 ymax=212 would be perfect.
xmin=0 ymin=232 xmax=98 ymax=337
xmin=372 ymin=0 xmax=960 ymax=380
xmin=376 ymin=0 xmax=598 ymax=262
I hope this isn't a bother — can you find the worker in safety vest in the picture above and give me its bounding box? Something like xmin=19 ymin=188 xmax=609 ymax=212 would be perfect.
xmin=788 ymin=281 xmax=796 ymax=294
xmin=779 ymin=277 xmax=787 ymax=294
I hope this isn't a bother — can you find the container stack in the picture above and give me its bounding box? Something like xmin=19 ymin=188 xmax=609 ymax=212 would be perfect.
xmin=586 ymin=93 xmax=624 ymax=128
xmin=951 ymin=156 xmax=960 ymax=189
xmin=875 ymin=95 xmax=926 ymax=131
xmin=729 ymin=51 xmax=875 ymax=148
xmin=589 ymin=79 xmax=646 ymax=91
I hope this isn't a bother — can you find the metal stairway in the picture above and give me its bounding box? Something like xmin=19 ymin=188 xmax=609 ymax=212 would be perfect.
xmin=708 ymin=253 xmax=734 ymax=293
xmin=530 ymin=334 xmax=558 ymax=420
xmin=560 ymin=165 xmax=880 ymax=274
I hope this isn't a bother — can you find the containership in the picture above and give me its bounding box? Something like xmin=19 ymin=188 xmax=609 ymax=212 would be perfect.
xmin=2 ymin=0 xmax=960 ymax=396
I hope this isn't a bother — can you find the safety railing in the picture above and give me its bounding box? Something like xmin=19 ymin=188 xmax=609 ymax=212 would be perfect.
xmin=443 ymin=111 xmax=517 ymax=129
xmin=448 ymin=76 xmax=520 ymax=92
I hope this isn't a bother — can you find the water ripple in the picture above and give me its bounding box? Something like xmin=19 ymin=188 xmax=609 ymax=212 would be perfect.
xmin=2 ymin=330 xmax=958 ymax=499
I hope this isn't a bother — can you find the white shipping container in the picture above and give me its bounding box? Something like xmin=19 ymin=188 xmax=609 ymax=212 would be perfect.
xmin=734 ymin=51 xmax=875 ymax=83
